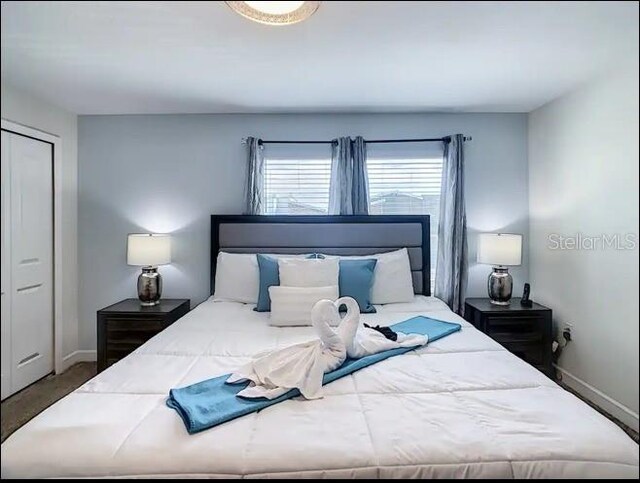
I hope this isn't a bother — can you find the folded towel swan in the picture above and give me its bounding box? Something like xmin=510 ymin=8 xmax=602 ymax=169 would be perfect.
xmin=227 ymin=297 xmax=428 ymax=400
xmin=168 ymin=316 xmax=460 ymax=433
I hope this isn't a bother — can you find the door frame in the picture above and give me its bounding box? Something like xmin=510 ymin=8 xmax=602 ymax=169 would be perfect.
xmin=1 ymin=119 xmax=64 ymax=375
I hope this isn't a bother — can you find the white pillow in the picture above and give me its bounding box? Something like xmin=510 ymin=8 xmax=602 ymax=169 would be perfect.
xmin=340 ymin=248 xmax=414 ymax=304
xmin=212 ymin=252 xmax=259 ymax=303
xmin=278 ymin=257 xmax=339 ymax=288
xmin=269 ymin=285 xmax=339 ymax=327
xmin=213 ymin=252 xmax=310 ymax=304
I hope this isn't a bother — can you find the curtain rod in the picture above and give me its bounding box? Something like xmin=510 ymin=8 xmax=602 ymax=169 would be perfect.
xmin=241 ymin=136 xmax=472 ymax=145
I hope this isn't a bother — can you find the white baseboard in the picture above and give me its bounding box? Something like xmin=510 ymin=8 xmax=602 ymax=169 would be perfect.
xmin=555 ymin=364 xmax=639 ymax=432
xmin=60 ymin=350 xmax=97 ymax=372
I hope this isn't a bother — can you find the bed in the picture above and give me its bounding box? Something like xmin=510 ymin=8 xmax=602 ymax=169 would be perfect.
xmin=1 ymin=215 xmax=638 ymax=479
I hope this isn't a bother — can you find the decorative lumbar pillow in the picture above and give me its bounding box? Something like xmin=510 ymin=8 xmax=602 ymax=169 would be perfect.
xmin=340 ymin=248 xmax=414 ymax=304
xmin=213 ymin=252 xmax=259 ymax=304
xmin=278 ymin=257 xmax=339 ymax=288
xmin=268 ymin=285 xmax=339 ymax=327
xmin=338 ymin=259 xmax=377 ymax=313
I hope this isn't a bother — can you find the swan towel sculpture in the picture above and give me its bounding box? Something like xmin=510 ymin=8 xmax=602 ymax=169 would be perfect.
xmin=226 ymin=297 xmax=428 ymax=400
xmin=167 ymin=315 xmax=461 ymax=434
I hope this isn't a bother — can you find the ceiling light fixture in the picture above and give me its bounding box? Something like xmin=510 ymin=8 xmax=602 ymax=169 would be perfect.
xmin=225 ymin=1 xmax=320 ymax=26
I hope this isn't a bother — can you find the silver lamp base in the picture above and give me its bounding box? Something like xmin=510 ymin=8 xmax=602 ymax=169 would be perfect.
xmin=137 ymin=266 xmax=162 ymax=306
xmin=488 ymin=266 xmax=513 ymax=305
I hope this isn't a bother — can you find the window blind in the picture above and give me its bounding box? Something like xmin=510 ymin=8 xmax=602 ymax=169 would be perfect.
xmin=262 ymin=144 xmax=332 ymax=215
xmin=367 ymin=143 xmax=444 ymax=286
xmin=367 ymin=158 xmax=442 ymax=215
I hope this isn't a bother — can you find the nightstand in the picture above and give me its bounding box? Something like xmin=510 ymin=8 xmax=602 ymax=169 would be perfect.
xmin=464 ymin=298 xmax=554 ymax=378
xmin=97 ymin=298 xmax=190 ymax=372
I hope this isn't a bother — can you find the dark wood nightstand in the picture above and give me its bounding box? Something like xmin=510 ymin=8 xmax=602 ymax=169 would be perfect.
xmin=97 ymin=299 xmax=190 ymax=372
xmin=464 ymin=298 xmax=554 ymax=378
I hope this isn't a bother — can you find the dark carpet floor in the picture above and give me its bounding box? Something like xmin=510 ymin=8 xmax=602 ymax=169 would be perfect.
xmin=1 ymin=363 xmax=638 ymax=445
xmin=1 ymin=362 xmax=97 ymax=443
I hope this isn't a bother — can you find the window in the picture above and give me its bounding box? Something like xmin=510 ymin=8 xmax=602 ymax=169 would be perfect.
xmin=367 ymin=158 xmax=443 ymax=215
xmin=260 ymin=141 xmax=444 ymax=288
xmin=367 ymin=143 xmax=444 ymax=286
xmin=262 ymin=144 xmax=331 ymax=215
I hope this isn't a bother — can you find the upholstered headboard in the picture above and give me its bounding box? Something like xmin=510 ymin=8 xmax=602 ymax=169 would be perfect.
xmin=210 ymin=215 xmax=431 ymax=296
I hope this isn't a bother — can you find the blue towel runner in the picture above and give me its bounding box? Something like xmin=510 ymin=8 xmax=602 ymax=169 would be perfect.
xmin=167 ymin=316 xmax=461 ymax=434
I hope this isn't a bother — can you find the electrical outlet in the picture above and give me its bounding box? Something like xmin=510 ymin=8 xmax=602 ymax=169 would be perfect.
xmin=562 ymin=323 xmax=573 ymax=342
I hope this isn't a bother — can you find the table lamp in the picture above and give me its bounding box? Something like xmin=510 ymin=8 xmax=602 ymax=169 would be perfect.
xmin=477 ymin=233 xmax=522 ymax=305
xmin=127 ymin=234 xmax=171 ymax=306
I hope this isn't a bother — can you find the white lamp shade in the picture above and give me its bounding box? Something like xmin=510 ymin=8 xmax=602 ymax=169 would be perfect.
xmin=127 ymin=234 xmax=171 ymax=266
xmin=477 ymin=233 xmax=522 ymax=266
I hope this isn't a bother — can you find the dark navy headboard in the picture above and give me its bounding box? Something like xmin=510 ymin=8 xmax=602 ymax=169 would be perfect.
xmin=210 ymin=215 xmax=431 ymax=296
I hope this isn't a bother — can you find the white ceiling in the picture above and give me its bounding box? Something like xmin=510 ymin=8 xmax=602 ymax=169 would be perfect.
xmin=1 ymin=1 xmax=638 ymax=115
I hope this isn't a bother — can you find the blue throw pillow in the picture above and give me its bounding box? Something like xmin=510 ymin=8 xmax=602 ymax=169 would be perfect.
xmin=339 ymin=259 xmax=377 ymax=313
xmin=255 ymin=254 xmax=279 ymax=312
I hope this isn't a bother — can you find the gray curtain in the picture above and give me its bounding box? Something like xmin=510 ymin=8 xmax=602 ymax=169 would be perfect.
xmin=328 ymin=137 xmax=353 ymax=215
xmin=435 ymin=134 xmax=468 ymax=314
xmin=244 ymin=137 xmax=264 ymax=215
xmin=351 ymin=136 xmax=369 ymax=215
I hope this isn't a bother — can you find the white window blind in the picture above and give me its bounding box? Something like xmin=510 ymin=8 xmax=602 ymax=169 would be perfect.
xmin=367 ymin=143 xmax=444 ymax=287
xmin=262 ymin=144 xmax=332 ymax=215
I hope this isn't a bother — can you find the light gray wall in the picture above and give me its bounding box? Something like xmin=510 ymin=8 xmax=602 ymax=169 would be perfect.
xmin=529 ymin=65 xmax=639 ymax=430
xmin=1 ymin=83 xmax=79 ymax=360
xmin=78 ymin=113 xmax=528 ymax=349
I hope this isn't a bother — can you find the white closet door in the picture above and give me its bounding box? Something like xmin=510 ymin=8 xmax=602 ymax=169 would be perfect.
xmin=1 ymin=131 xmax=11 ymax=399
xmin=8 ymin=132 xmax=54 ymax=394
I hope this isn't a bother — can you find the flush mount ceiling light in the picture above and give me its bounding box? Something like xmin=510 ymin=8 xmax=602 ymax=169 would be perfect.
xmin=225 ymin=1 xmax=320 ymax=26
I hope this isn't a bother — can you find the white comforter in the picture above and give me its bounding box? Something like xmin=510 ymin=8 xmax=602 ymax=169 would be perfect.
xmin=1 ymin=297 xmax=638 ymax=479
